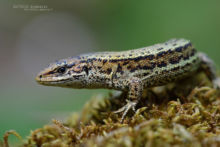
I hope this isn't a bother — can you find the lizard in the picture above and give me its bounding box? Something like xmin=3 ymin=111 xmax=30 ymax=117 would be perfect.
xmin=35 ymin=38 xmax=220 ymax=122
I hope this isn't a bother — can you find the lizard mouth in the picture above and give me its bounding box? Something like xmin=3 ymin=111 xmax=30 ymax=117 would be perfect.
xmin=35 ymin=74 xmax=68 ymax=85
xmin=35 ymin=77 xmax=71 ymax=86
xmin=35 ymin=75 xmax=85 ymax=88
xmin=35 ymin=73 xmax=84 ymax=86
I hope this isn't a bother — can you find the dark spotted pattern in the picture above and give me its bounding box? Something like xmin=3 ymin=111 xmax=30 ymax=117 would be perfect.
xmin=158 ymin=61 xmax=167 ymax=67
xmin=117 ymin=64 xmax=122 ymax=72
xmin=37 ymin=39 xmax=199 ymax=91
xmin=64 ymin=42 xmax=196 ymax=81
xmin=37 ymin=39 xmax=218 ymax=123
xmin=106 ymin=68 xmax=112 ymax=75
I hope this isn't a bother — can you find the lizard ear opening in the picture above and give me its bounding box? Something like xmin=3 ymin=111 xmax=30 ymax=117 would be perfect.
xmin=83 ymin=66 xmax=89 ymax=75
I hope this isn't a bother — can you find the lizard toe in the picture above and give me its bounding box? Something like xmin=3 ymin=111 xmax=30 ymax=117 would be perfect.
xmin=114 ymin=100 xmax=137 ymax=123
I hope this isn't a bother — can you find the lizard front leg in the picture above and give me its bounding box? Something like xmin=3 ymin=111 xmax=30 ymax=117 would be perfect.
xmin=114 ymin=77 xmax=143 ymax=123
xmin=198 ymin=52 xmax=220 ymax=89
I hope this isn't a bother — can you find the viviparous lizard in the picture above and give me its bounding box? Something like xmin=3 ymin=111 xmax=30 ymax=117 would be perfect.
xmin=36 ymin=38 xmax=220 ymax=122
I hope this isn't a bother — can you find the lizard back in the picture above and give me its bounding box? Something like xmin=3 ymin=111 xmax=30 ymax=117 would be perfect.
xmin=76 ymin=39 xmax=200 ymax=89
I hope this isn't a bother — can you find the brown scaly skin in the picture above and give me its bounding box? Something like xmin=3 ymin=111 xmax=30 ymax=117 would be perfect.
xmin=36 ymin=38 xmax=220 ymax=122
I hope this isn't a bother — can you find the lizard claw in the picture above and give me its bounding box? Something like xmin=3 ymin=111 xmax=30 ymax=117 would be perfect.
xmin=114 ymin=100 xmax=137 ymax=123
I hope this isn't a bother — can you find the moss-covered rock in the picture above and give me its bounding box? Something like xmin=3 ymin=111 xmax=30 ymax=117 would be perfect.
xmin=3 ymin=72 xmax=220 ymax=147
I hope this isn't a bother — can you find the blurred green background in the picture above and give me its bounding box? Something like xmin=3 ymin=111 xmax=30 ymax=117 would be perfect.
xmin=1 ymin=0 xmax=220 ymax=142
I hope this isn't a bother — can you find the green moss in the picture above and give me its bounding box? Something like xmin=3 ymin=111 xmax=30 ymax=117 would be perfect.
xmin=3 ymin=72 xmax=220 ymax=146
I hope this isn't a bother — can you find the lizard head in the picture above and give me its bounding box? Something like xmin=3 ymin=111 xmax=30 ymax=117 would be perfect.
xmin=35 ymin=57 xmax=89 ymax=88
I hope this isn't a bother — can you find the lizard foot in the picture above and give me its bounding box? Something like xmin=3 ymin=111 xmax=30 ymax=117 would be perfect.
xmin=114 ymin=99 xmax=137 ymax=123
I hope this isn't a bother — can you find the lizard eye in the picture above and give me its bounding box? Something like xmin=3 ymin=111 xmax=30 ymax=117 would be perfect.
xmin=57 ymin=67 xmax=66 ymax=74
